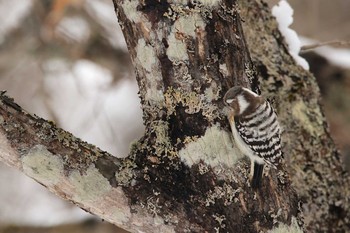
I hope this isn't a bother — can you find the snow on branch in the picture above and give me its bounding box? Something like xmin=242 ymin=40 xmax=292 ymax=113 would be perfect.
xmin=272 ymin=0 xmax=309 ymax=70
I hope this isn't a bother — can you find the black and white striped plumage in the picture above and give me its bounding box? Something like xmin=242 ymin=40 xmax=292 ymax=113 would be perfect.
xmin=224 ymin=86 xmax=282 ymax=188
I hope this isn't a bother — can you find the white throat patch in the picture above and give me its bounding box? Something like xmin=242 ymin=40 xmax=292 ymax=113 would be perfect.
xmin=237 ymin=95 xmax=249 ymax=114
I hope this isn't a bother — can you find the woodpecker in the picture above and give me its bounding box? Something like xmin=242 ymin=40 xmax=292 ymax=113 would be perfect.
xmin=224 ymin=86 xmax=282 ymax=189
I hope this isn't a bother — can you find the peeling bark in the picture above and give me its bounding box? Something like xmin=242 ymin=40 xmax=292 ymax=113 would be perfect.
xmin=1 ymin=0 xmax=348 ymax=232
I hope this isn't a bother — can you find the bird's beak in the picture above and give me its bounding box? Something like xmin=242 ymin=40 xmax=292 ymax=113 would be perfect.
xmin=227 ymin=110 xmax=236 ymax=134
xmin=229 ymin=111 xmax=235 ymax=123
xmin=227 ymin=108 xmax=235 ymax=122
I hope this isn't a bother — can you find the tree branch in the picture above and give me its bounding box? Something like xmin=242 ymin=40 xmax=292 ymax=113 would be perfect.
xmin=301 ymin=40 xmax=350 ymax=52
xmin=0 ymin=93 xmax=174 ymax=233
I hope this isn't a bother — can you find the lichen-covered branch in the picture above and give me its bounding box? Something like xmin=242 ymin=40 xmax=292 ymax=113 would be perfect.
xmin=0 ymin=93 xmax=178 ymax=233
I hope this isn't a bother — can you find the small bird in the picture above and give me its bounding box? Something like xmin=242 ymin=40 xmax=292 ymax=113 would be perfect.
xmin=224 ymin=86 xmax=283 ymax=189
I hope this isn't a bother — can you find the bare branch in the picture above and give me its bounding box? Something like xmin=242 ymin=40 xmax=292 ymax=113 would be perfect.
xmin=301 ymin=40 xmax=350 ymax=52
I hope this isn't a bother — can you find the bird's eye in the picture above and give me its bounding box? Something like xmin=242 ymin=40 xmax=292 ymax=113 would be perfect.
xmin=226 ymin=99 xmax=234 ymax=104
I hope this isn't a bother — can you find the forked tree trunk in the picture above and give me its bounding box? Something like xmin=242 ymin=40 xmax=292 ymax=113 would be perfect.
xmin=0 ymin=0 xmax=349 ymax=232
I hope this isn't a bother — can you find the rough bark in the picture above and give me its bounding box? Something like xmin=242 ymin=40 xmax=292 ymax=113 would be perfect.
xmin=112 ymin=0 xmax=301 ymax=232
xmin=0 ymin=0 xmax=348 ymax=232
xmin=238 ymin=1 xmax=350 ymax=232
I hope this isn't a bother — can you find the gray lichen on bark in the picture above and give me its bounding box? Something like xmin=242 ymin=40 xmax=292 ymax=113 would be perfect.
xmin=0 ymin=94 xmax=178 ymax=233
xmin=114 ymin=0 xmax=301 ymax=232
xmin=239 ymin=0 xmax=350 ymax=231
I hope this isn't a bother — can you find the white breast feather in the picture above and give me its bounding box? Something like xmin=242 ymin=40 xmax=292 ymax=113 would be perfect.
xmin=228 ymin=116 xmax=265 ymax=165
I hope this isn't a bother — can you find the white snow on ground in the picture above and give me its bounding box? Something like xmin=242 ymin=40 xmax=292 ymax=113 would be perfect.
xmin=43 ymin=58 xmax=144 ymax=157
xmin=272 ymin=0 xmax=309 ymax=70
xmin=56 ymin=16 xmax=91 ymax=43
xmin=0 ymin=164 xmax=91 ymax=226
xmin=300 ymin=37 xmax=350 ymax=69
xmin=0 ymin=0 xmax=33 ymax=43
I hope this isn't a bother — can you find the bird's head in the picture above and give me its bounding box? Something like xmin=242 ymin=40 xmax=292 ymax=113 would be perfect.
xmin=223 ymin=86 xmax=262 ymax=116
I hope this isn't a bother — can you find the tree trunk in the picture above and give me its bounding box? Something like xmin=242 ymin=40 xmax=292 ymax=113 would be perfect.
xmin=238 ymin=1 xmax=350 ymax=232
xmin=112 ymin=0 xmax=301 ymax=231
xmin=0 ymin=0 xmax=348 ymax=232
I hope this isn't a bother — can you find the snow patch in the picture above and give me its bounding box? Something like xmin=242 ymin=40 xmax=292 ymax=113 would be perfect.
xmin=0 ymin=164 xmax=91 ymax=226
xmin=43 ymin=59 xmax=144 ymax=156
xmin=56 ymin=16 xmax=91 ymax=43
xmin=102 ymin=78 xmax=144 ymax=153
xmin=72 ymin=59 xmax=113 ymax=92
xmin=272 ymin=0 xmax=309 ymax=70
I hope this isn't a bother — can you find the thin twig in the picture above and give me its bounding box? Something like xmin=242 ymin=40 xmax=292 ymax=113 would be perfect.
xmin=301 ymin=40 xmax=350 ymax=53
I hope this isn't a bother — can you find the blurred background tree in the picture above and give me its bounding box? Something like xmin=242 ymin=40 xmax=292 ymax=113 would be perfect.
xmin=0 ymin=0 xmax=349 ymax=232
xmin=266 ymin=0 xmax=350 ymax=168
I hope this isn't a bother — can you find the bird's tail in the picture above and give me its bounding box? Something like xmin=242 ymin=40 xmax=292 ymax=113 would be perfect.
xmin=251 ymin=162 xmax=264 ymax=189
